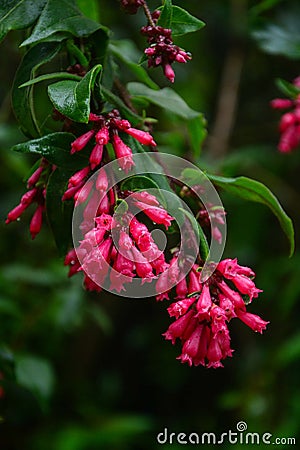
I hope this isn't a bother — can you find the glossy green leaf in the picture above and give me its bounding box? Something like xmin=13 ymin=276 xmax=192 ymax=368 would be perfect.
xmin=252 ymin=8 xmax=300 ymax=60
xmin=168 ymin=6 xmax=205 ymax=36
xmin=46 ymin=168 xmax=74 ymax=255
xmin=127 ymin=82 xmax=201 ymax=120
xmin=48 ymin=65 xmax=102 ymax=123
xmin=19 ymin=72 xmax=82 ymax=88
xmin=20 ymin=0 xmax=104 ymax=47
xmin=187 ymin=116 xmax=207 ymax=157
xmin=0 ymin=0 xmax=46 ymax=42
xmin=12 ymin=132 xmax=88 ymax=170
xmin=12 ymin=42 xmax=61 ymax=138
xmin=76 ymin=0 xmax=100 ymax=21
xmin=157 ymin=0 xmax=173 ymax=30
xmin=196 ymin=171 xmax=294 ymax=256
xmin=109 ymin=41 xmax=158 ymax=90
xmin=275 ymin=78 xmax=300 ymax=99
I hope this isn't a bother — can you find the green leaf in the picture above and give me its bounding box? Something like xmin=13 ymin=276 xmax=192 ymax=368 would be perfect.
xmin=12 ymin=132 xmax=88 ymax=170
xmin=46 ymin=168 xmax=74 ymax=255
xmin=157 ymin=0 xmax=173 ymax=29
xmin=15 ymin=354 xmax=55 ymax=407
xmin=205 ymin=173 xmax=294 ymax=256
xmin=168 ymin=6 xmax=205 ymax=36
xmin=48 ymin=65 xmax=102 ymax=123
xmin=76 ymin=0 xmax=99 ymax=21
xmin=252 ymin=8 xmax=300 ymax=60
xmin=275 ymin=78 xmax=300 ymax=99
xmin=12 ymin=42 xmax=61 ymax=138
xmin=109 ymin=40 xmax=158 ymax=90
xmin=0 ymin=0 xmax=46 ymax=42
xmin=127 ymin=82 xmax=201 ymax=120
xmin=20 ymin=0 xmax=104 ymax=47
xmin=19 ymin=72 xmax=82 ymax=88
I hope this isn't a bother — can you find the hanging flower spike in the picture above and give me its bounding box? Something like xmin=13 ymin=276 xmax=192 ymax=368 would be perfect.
xmin=163 ymin=258 xmax=268 ymax=368
xmin=141 ymin=15 xmax=192 ymax=83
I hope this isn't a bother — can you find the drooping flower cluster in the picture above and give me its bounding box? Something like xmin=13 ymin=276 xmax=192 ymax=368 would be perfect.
xmin=64 ymin=191 xmax=173 ymax=293
xmin=163 ymin=258 xmax=268 ymax=368
xmin=141 ymin=11 xmax=191 ymax=83
xmin=62 ymin=109 xmax=157 ymax=201
xmin=5 ymin=159 xmax=52 ymax=239
xmin=271 ymin=76 xmax=300 ymax=153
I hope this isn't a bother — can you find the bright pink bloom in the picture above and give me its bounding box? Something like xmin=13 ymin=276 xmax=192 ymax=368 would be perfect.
xmin=30 ymin=204 xmax=44 ymax=239
xmin=188 ymin=269 xmax=201 ymax=294
xmin=167 ymin=297 xmax=197 ymax=319
xmin=279 ymin=112 xmax=296 ymax=132
xmin=123 ymin=127 xmax=157 ymax=146
xmin=196 ymin=283 xmax=212 ymax=320
xmin=163 ymin=309 xmax=195 ymax=344
xmin=89 ymin=143 xmax=104 ymax=169
xmin=217 ymin=258 xmax=255 ymax=279
xmin=95 ymin=169 xmax=108 ymax=192
xmin=74 ymin=181 xmax=93 ymax=204
xmin=71 ymin=130 xmax=95 ymax=154
xmin=270 ymin=99 xmax=294 ymax=109
xmin=27 ymin=166 xmax=44 ymax=188
xmin=206 ymin=337 xmax=224 ymax=369
xmin=68 ymin=166 xmax=90 ymax=187
xmin=6 ymin=203 xmax=28 ymax=224
xmin=236 ymin=310 xmax=269 ymax=333
xmin=112 ymin=134 xmax=135 ymax=173
xmin=175 ymin=277 xmax=188 ymax=299
xmin=163 ymin=63 xmax=175 ymax=83
xmin=131 ymin=191 xmax=160 ymax=206
xmin=134 ymin=202 xmax=173 ymax=229
xmin=177 ymin=325 xmax=203 ymax=367
xmin=217 ymin=280 xmax=247 ymax=311
xmin=230 ymin=274 xmax=262 ymax=301
xmin=95 ymin=126 xmax=110 ymax=145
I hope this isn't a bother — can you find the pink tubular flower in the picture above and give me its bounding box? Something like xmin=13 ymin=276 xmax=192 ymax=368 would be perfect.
xmin=95 ymin=126 xmax=110 ymax=145
xmin=236 ymin=310 xmax=269 ymax=333
xmin=27 ymin=166 xmax=44 ymax=188
xmin=134 ymin=202 xmax=173 ymax=229
xmin=95 ymin=169 xmax=108 ymax=192
xmin=112 ymin=134 xmax=135 ymax=173
xmin=130 ymin=191 xmax=160 ymax=206
xmin=89 ymin=143 xmax=104 ymax=169
xmin=163 ymin=63 xmax=175 ymax=83
xmin=123 ymin=127 xmax=157 ymax=146
xmin=29 ymin=204 xmax=44 ymax=239
xmin=71 ymin=130 xmax=95 ymax=154
xmin=68 ymin=166 xmax=90 ymax=187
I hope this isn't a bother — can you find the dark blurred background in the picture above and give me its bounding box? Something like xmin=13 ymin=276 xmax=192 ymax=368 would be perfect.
xmin=1 ymin=0 xmax=300 ymax=448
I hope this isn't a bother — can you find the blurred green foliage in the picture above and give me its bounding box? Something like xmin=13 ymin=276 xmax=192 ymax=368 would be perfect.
xmin=1 ymin=0 xmax=300 ymax=449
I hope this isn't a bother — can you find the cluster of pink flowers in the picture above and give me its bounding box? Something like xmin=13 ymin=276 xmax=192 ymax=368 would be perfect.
xmin=141 ymin=11 xmax=191 ymax=83
xmin=5 ymin=159 xmax=51 ymax=239
xmin=271 ymin=76 xmax=300 ymax=153
xmin=64 ymin=191 xmax=173 ymax=293
xmin=62 ymin=109 xmax=156 ymax=201
xmin=163 ymin=258 xmax=268 ymax=368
